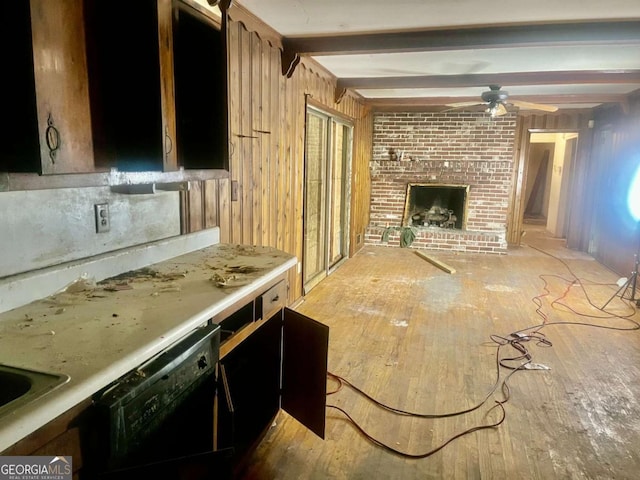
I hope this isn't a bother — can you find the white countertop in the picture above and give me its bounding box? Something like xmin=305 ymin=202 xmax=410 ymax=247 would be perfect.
xmin=0 ymin=243 xmax=296 ymax=452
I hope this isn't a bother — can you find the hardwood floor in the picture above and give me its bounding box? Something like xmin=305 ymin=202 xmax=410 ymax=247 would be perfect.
xmin=240 ymin=226 xmax=640 ymax=479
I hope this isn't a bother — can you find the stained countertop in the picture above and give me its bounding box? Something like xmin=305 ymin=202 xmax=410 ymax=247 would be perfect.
xmin=0 ymin=243 xmax=296 ymax=452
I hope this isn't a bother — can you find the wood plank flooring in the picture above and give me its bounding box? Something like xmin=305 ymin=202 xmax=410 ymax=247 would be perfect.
xmin=240 ymin=226 xmax=640 ymax=479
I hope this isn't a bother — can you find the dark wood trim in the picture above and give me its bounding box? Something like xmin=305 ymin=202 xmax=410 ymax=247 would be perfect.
xmin=338 ymin=70 xmax=640 ymax=91
xmin=282 ymin=49 xmax=301 ymax=77
xmin=283 ymin=20 xmax=640 ymax=56
xmin=306 ymin=97 xmax=355 ymax=124
xmin=0 ymin=169 xmax=230 ymax=192
xmin=1 ymin=398 xmax=92 ymax=456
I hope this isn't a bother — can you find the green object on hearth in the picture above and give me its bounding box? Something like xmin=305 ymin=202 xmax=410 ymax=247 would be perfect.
xmin=381 ymin=226 xmax=417 ymax=248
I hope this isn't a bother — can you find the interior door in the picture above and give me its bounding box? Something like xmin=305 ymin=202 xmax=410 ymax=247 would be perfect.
xmin=282 ymin=308 xmax=329 ymax=439
xmin=303 ymin=107 xmax=352 ymax=293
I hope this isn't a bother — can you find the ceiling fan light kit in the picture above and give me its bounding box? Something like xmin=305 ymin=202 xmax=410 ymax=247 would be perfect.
xmin=486 ymin=102 xmax=508 ymax=117
xmin=447 ymin=85 xmax=559 ymax=116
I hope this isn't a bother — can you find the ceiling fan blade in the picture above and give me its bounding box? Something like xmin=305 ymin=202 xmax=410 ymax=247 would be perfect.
xmin=445 ymin=101 xmax=484 ymax=108
xmin=510 ymin=100 xmax=558 ymax=113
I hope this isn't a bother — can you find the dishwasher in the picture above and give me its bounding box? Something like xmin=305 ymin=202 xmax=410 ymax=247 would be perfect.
xmin=88 ymin=322 xmax=232 ymax=479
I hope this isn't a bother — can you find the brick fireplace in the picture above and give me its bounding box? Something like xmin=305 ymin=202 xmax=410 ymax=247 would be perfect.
xmin=365 ymin=111 xmax=517 ymax=254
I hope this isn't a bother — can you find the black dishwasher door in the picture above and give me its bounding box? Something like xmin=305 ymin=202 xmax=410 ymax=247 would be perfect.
xmin=89 ymin=323 xmax=232 ymax=479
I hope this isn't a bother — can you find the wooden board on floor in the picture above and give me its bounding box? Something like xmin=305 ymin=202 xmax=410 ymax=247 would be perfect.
xmin=414 ymin=249 xmax=456 ymax=273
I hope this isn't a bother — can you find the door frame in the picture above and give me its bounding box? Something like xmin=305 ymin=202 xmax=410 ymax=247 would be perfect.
xmin=302 ymin=103 xmax=353 ymax=294
xmin=510 ymin=127 xmax=581 ymax=244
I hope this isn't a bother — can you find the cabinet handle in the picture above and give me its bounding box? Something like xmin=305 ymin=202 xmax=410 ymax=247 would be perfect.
xmin=271 ymin=295 xmax=279 ymax=303
xmin=165 ymin=126 xmax=173 ymax=156
xmin=45 ymin=113 xmax=60 ymax=164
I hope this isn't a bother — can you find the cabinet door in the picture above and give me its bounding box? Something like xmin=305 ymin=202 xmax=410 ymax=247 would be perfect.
xmin=282 ymin=308 xmax=329 ymax=439
xmin=4 ymin=1 xmax=39 ymax=173
xmin=84 ymin=0 xmax=176 ymax=172
xmin=157 ymin=0 xmax=178 ymax=171
xmin=172 ymin=4 xmax=226 ymax=170
xmin=30 ymin=0 xmax=94 ymax=174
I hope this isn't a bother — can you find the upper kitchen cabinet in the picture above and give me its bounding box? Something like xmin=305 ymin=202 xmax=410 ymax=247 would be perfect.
xmin=84 ymin=0 xmax=177 ymax=172
xmin=172 ymin=3 xmax=227 ymax=170
xmin=4 ymin=0 xmax=94 ymax=175
xmin=2 ymin=0 xmax=228 ymax=185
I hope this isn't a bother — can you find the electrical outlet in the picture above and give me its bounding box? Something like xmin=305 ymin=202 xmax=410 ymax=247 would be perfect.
xmin=95 ymin=203 xmax=110 ymax=233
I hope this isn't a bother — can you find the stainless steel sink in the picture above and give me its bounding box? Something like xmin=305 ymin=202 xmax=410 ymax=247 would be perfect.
xmin=0 ymin=365 xmax=69 ymax=417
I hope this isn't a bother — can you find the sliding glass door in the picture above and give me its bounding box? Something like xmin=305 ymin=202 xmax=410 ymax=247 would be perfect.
xmin=303 ymin=107 xmax=352 ymax=293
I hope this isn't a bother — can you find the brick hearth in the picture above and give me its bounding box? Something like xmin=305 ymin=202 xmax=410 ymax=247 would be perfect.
xmin=365 ymin=111 xmax=517 ymax=254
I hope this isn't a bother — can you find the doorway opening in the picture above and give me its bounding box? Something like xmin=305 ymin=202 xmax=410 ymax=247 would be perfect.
xmin=303 ymin=106 xmax=353 ymax=294
xmin=523 ymin=132 xmax=579 ymax=238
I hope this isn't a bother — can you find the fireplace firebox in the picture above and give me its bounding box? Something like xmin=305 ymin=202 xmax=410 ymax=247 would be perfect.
xmin=402 ymin=183 xmax=469 ymax=229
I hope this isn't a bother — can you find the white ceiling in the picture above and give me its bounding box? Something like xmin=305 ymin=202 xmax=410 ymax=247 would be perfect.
xmin=239 ymin=0 xmax=640 ymax=35
xmin=314 ymin=47 xmax=640 ymax=78
xmin=237 ymin=0 xmax=640 ymax=111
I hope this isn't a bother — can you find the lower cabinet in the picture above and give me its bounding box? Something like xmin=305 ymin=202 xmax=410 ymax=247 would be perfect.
xmin=216 ymin=307 xmax=329 ymax=473
xmin=216 ymin=310 xmax=282 ymax=457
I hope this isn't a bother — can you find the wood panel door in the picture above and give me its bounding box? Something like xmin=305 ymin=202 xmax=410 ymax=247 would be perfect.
xmin=303 ymin=108 xmax=353 ymax=293
xmin=282 ymin=308 xmax=329 ymax=439
xmin=30 ymin=0 xmax=94 ymax=174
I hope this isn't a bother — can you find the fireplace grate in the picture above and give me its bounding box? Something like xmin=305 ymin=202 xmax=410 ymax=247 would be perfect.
xmin=402 ymin=184 xmax=468 ymax=229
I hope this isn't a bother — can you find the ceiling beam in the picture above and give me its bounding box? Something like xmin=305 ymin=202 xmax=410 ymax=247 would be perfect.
xmin=337 ymin=70 xmax=640 ymax=91
xmin=284 ymin=21 xmax=640 ymax=57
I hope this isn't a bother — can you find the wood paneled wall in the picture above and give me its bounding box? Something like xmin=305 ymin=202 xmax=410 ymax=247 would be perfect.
xmin=508 ymin=111 xmax=593 ymax=247
xmin=350 ymin=104 xmax=374 ymax=257
xmin=183 ymin=11 xmax=373 ymax=303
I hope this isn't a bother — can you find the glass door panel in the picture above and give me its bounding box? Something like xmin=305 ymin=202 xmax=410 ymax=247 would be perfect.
xmin=329 ymin=122 xmax=349 ymax=267
xmin=304 ymin=111 xmax=328 ymax=286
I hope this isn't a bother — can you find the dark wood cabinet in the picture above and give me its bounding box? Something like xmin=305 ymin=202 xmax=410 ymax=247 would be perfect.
xmin=2 ymin=0 xmax=228 ymax=185
xmin=4 ymin=0 xmax=39 ymax=173
xmin=0 ymin=400 xmax=92 ymax=479
xmin=216 ymin=307 xmax=329 ymax=470
xmin=84 ymin=0 xmax=177 ymax=172
xmin=4 ymin=0 xmax=94 ymax=175
xmin=217 ymin=311 xmax=282 ymax=459
xmin=173 ymin=3 xmax=227 ymax=170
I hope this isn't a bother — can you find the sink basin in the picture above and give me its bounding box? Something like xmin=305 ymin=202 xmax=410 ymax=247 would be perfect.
xmin=0 ymin=365 xmax=69 ymax=417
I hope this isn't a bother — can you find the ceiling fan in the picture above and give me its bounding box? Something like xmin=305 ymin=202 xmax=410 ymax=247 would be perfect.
xmin=446 ymin=85 xmax=559 ymax=117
